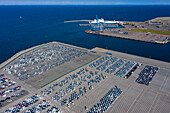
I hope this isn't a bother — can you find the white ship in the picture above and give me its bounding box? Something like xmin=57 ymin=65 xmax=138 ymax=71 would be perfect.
xmin=89 ymin=18 xmax=123 ymax=24
xmin=64 ymin=15 xmax=124 ymax=25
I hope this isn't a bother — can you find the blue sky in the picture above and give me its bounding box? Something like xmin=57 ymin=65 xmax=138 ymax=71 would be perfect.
xmin=0 ymin=0 xmax=170 ymax=5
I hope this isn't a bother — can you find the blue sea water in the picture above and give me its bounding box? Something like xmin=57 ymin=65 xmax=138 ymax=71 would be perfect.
xmin=0 ymin=5 xmax=170 ymax=63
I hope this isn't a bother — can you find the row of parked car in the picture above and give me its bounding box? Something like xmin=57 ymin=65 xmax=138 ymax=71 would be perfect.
xmin=87 ymin=85 xmax=122 ymax=113
xmin=4 ymin=94 xmax=42 ymax=113
xmin=19 ymin=51 xmax=87 ymax=81
xmin=115 ymin=61 xmax=136 ymax=77
xmin=0 ymin=85 xmax=21 ymax=98
xmin=136 ymin=65 xmax=159 ymax=85
xmin=51 ymin=71 xmax=102 ymax=106
xmin=89 ymin=56 xmax=111 ymax=68
xmin=0 ymin=77 xmax=16 ymax=91
xmin=0 ymin=77 xmax=10 ymax=84
xmin=124 ymin=63 xmax=142 ymax=79
xmin=105 ymin=59 xmax=127 ymax=74
xmin=46 ymin=106 xmax=61 ymax=113
xmin=41 ymin=68 xmax=89 ymax=96
xmin=53 ymin=86 xmax=86 ymax=107
xmin=41 ymin=66 xmax=108 ymax=109
xmin=22 ymin=100 xmax=51 ymax=113
xmin=66 ymin=85 xmax=87 ymax=107
xmin=0 ymin=90 xmax=25 ymax=107
xmin=89 ymin=55 xmax=143 ymax=80
xmin=4 ymin=44 xmax=87 ymax=81
xmin=61 ymin=72 xmax=107 ymax=107
xmin=96 ymin=57 xmax=118 ymax=71
xmin=88 ymin=73 xmax=107 ymax=90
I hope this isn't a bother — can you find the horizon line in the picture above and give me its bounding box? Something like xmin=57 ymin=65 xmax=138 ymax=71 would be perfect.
xmin=0 ymin=2 xmax=170 ymax=5
xmin=0 ymin=4 xmax=170 ymax=6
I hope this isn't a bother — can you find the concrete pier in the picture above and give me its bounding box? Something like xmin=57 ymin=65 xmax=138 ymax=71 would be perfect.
xmin=86 ymin=29 xmax=170 ymax=44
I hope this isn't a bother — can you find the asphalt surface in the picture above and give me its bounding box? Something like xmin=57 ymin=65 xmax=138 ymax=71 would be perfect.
xmin=0 ymin=42 xmax=169 ymax=113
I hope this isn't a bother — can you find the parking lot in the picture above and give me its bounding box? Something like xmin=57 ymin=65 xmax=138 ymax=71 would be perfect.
xmin=0 ymin=74 xmax=29 ymax=109
xmin=26 ymin=52 xmax=100 ymax=89
xmin=87 ymin=85 xmax=122 ymax=113
xmin=136 ymin=65 xmax=159 ymax=85
xmin=3 ymin=43 xmax=88 ymax=82
xmin=0 ymin=42 xmax=169 ymax=113
xmin=37 ymin=53 xmax=166 ymax=113
xmin=90 ymin=55 xmax=142 ymax=79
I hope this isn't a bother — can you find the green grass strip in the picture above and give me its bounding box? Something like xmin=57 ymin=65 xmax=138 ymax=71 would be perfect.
xmin=123 ymin=29 xmax=170 ymax=35
xmin=40 ymin=56 xmax=101 ymax=88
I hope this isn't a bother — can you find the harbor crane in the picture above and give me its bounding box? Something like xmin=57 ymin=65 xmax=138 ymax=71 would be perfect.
xmin=64 ymin=15 xmax=123 ymax=33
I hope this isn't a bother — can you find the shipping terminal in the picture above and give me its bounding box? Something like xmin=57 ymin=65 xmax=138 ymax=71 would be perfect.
xmin=65 ymin=16 xmax=170 ymax=44
xmin=0 ymin=41 xmax=170 ymax=113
